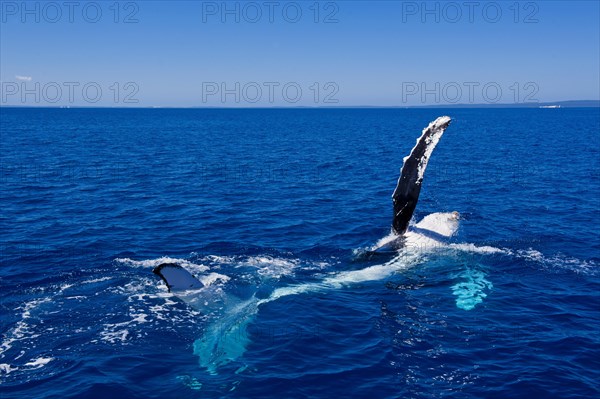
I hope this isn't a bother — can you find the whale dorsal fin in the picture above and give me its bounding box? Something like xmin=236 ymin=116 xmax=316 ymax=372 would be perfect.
xmin=392 ymin=116 xmax=451 ymax=235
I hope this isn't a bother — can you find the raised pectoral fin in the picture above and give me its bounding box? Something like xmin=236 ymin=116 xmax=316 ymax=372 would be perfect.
xmin=153 ymin=263 xmax=204 ymax=292
xmin=392 ymin=116 xmax=451 ymax=235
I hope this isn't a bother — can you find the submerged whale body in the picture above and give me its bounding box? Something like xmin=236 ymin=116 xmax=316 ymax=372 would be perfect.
xmin=152 ymin=116 xmax=463 ymax=372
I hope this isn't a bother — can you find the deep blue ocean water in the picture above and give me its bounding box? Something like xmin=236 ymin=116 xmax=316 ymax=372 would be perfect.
xmin=0 ymin=107 xmax=599 ymax=398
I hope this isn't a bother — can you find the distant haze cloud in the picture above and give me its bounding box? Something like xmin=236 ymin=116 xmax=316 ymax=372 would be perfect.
xmin=15 ymin=75 xmax=32 ymax=81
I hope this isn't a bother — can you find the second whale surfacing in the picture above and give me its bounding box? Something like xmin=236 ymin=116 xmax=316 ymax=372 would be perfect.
xmin=152 ymin=116 xmax=459 ymax=372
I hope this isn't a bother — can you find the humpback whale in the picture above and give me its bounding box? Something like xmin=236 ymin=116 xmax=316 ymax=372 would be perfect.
xmin=151 ymin=116 xmax=458 ymax=372
xmin=154 ymin=116 xmax=454 ymax=290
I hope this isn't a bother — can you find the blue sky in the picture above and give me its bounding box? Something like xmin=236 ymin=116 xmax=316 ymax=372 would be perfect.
xmin=1 ymin=1 xmax=599 ymax=107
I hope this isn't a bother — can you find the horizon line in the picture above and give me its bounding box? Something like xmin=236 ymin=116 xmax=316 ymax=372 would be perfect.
xmin=1 ymin=100 xmax=599 ymax=110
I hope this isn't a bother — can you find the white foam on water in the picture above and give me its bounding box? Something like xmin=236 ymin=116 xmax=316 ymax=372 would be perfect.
xmin=1 ymin=297 xmax=51 ymax=358
xmin=148 ymin=302 xmax=180 ymax=321
xmin=449 ymin=243 xmax=509 ymax=255
xmin=65 ymin=296 xmax=87 ymax=301
xmin=195 ymin=254 xmax=328 ymax=279
xmin=2 ymin=277 xmax=120 ymax=362
xmin=112 ymin=277 xmax=164 ymax=297
xmin=0 ymin=357 xmax=53 ymax=382
xmin=99 ymin=326 xmax=130 ymax=344
xmin=103 ymin=271 xmax=207 ymax=331
xmin=59 ymin=283 xmax=74 ymax=292
xmin=20 ymin=297 xmax=51 ymax=319
xmin=0 ymin=363 xmax=18 ymax=375
xmin=145 ymin=294 xmax=203 ymax=323
xmin=97 ymin=311 xmax=155 ymax=343
xmin=116 ymin=257 xmax=210 ymax=273
xmin=516 ymin=248 xmax=544 ymax=261
xmin=447 ymin=244 xmax=595 ymax=276
xmin=130 ymin=313 xmax=149 ymax=324
xmin=95 ymin=284 xmax=206 ymax=345
xmin=242 ymin=256 xmax=300 ymax=278
xmin=199 ymin=272 xmax=230 ymax=286
xmin=196 ymin=254 xmax=237 ymax=264
xmin=515 ymin=249 xmax=598 ymax=275
xmin=23 ymin=357 xmax=53 ymax=369
xmin=80 ymin=276 xmax=113 ymax=284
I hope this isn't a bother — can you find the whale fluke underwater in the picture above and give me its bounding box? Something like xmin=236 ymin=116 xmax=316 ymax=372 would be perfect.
xmin=152 ymin=116 xmax=468 ymax=373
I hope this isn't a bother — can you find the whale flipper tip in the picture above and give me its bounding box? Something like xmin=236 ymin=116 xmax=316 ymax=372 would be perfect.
xmin=153 ymin=262 xmax=204 ymax=292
